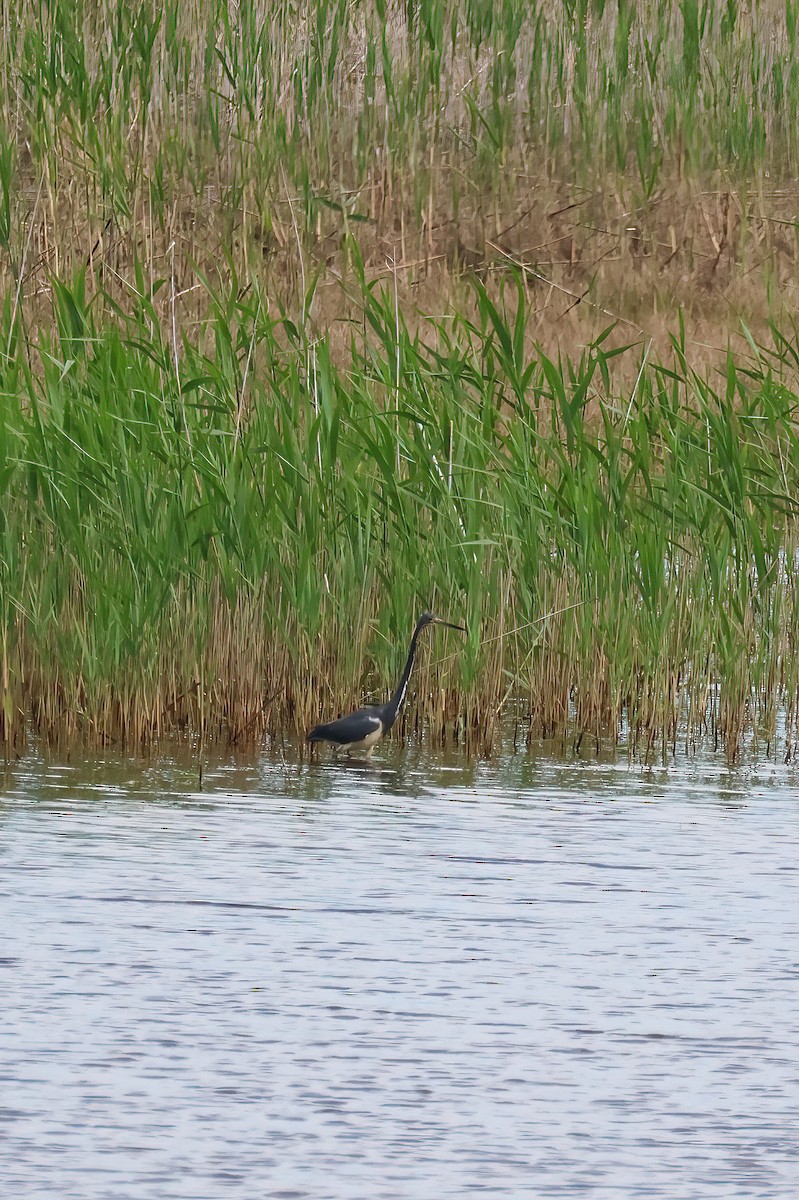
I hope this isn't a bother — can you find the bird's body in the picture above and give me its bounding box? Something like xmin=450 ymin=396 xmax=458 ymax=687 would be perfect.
xmin=307 ymin=612 xmax=465 ymax=755
xmin=307 ymin=706 xmax=388 ymax=753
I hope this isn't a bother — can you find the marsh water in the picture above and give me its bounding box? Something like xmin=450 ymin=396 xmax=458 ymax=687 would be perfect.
xmin=2 ymin=746 xmax=799 ymax=1199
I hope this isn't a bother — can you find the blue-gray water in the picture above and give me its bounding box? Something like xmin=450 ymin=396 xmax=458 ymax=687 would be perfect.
xmin=2 ymin=749 xmax=799 ymax=1198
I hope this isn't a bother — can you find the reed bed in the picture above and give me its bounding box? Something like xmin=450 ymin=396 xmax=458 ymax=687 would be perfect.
xmin=3 ymin=269 xmax=799 ymax=762
xmin=3 ymin=1 xmax=799 ymax=761
xmin=2 ymin=0 xmax=799 ymax=356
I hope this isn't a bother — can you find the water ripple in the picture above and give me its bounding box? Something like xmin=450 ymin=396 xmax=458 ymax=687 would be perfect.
xmin=1 ymin=749 xmax=799 ymax=1198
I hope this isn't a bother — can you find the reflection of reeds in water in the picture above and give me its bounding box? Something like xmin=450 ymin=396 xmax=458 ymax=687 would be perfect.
xmin=3 ymin=272 xmax=799 ymax=763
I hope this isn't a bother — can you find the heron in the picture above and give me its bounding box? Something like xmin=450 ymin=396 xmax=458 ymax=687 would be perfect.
xmin=307 ymin=611 xmax=466 ymax=755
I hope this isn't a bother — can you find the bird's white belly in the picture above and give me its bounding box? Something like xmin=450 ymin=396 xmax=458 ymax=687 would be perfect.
xmin=342 ymin=724 xmax=384 ymax=754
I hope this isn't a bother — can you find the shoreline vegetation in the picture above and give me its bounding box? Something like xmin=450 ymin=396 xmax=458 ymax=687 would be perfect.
xmin=3 ymin=0 xmax=799 ymax=762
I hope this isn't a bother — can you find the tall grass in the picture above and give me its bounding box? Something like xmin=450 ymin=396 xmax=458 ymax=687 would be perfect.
xmin=3 ymin=265 xmax=799 ymax=762
xmin=2 ymin=1 xmax=799 ymax=357
xmin=3 ymin=1 xmax=799 ymax=762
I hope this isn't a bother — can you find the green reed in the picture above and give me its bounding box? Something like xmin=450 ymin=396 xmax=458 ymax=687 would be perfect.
xmin=2 ymin=262 xmax=799 ymax=761
xmin=3 ymin=0 xmax=799 ymax=761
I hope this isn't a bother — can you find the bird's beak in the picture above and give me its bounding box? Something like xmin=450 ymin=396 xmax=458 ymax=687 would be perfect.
xmin=435 ymin=618 xmax=466 ymax=632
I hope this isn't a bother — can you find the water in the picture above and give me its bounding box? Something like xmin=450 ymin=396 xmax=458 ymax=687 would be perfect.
xmin=2 ymin=747 xmax=799 ymax=1199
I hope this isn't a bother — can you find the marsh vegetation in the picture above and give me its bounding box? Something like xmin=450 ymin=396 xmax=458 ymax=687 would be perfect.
xmin=2 ymin=0 xmax=799 ymax=760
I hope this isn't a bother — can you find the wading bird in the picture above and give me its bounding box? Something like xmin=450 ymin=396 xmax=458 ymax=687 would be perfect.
xmin=307 ymin=612 xmax=466 ymax=755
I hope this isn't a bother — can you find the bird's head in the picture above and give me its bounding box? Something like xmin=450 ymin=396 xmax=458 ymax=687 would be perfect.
xmin=418 ymin=611 xmax=466 ymax=632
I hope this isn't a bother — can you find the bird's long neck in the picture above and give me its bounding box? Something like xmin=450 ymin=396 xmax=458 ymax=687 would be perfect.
xmin=383 ymin=620 xmax=426 ymax=731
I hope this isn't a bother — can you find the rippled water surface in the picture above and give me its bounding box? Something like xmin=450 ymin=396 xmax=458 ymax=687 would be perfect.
xmin=2 ymin=747 xmax=799 ymax=1198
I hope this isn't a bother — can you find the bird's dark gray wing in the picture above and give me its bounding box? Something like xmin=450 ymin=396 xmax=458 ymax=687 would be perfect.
xmin=307 ymin=706 xmax=384 ymax=744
